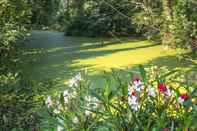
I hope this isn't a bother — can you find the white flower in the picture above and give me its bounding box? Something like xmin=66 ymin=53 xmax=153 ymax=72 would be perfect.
xmin=133 ymin=79 xmax=142 ymax=87
xmin=131 ymin=103 xmax=139 ymax=111
xmin=128 ymin=84 xmax=139 ymax=111
xmin=85 ymin=96 xmax=99 ymax=116
xmin=63 ymin=90 xmax=69 ymax=96
xmin=72 ymin=117 xmax=79 ymax=124
xmin=147 ymin=86 xmax=156 ymax=97
xmin=178 ymin=97 xmax=185 ymax=104
xmin=165 ymin=88 xmax=172 ymax=97
xmin=57 ymin=125 xmax=63 ymax=131
xmin=133 ymin=80 xmax=143 ymax=92
xmin=53 ymin=109 xmax=60 ymax=114
xmin=63 ymin=90 xmax=70 ymax=104
xmin=128 ymin=96 xmax=138 ymax=105
xmin=85 ymin=110 xmax=91 ymax=116
xmin=68 ymin=78 xmax=77 ymax=87
xmin=128 ymin=96 xmax=139 ymax=111
xmin=75 ymin=72 xmax=82 ymax=81
xmin=45 ymin=96 xmax=53 ymax=108
xmin=68 ymin=72 xmax=82 ymax=87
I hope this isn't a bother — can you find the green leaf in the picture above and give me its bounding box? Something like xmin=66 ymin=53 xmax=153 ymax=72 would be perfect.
xmin=170 ymin=121 xmax=174 ymax=131
xmin=158 ymin=69 xmax=179 ymax=80
xmin=139 ymin=65 xmax=147 ymax=82
xmin=104 ymin=83 xmax=110 ymax=102
xmin=60 ymin=93 xmax=65 ymax=110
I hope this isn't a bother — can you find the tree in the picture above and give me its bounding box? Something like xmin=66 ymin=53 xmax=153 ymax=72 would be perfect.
xmin=0 ymin=0 xmax=31 ymax=72
xmin=162 ymin=0 xmax=197 ymax=52
xmin=30 ymin=0 xmax=60 ymax=26
xmin=132 ymin=0 xmax=197 ymax=52
xmin=64 ymin=0 xmax=138 ymax=36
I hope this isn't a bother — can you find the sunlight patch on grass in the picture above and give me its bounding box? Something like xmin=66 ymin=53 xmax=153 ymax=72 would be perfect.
xmin=82 ymin=40 xmax=150 ymax=52
xmin=71 ymin=41 xmax=178 ymax=72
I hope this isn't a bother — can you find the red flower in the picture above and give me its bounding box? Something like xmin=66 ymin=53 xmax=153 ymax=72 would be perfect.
xmin=180 ymin=93 xmax=189 ymax=100
xmin=131 ymin=91 xmax=137 ymax=97
xmin=158 ymin=83 xmax=167 ymax=92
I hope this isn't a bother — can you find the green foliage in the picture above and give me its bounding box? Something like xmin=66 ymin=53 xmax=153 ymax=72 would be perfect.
xmin=132 ymin=0 xmax=163 ymax=41
xmin=162 ymin=0 xmax=197 ymax=51
xmin=44 ymin=66 xmax=197 ymax=130
xmin=0 ymin=1 xmax=49 ymax=130
xmin=0 ymin=72 xmax=53 ymax=130
xmin=30 ymin=0 xmax=60 ymax=28
xmin=0 ymin=0 xmax=31 ymax=73
xmin=64 ymin=0 xmax=138 ymax=36
xmin=132 ymin=0 xmax=197 ymax=52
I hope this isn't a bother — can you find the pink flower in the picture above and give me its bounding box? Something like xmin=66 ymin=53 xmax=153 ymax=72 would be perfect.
xmin=147 ymin=86 xmax=156 ymax=97
xmin=178 ymin=93 xmax=189 ymax=104
xmin=132 ymin=76 xmax=140 ymax=83
xmin=164 ymin=88 xmax=172 ymax=97
xmin=158 ymin=83 xmax=167 ymax=92
xmin=132 ymin=76 xmax=143 ymax=92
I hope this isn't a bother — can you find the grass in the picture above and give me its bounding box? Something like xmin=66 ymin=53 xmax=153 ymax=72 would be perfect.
xmin=21 ymin=31 xmax=197 ymax=92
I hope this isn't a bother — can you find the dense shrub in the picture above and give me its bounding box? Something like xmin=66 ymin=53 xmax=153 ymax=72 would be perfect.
xmin=162 ymin=0 xmax=197 ymax=52
xmin=0 ymin=1 xmax=49 ymax=130
xmin=0 ymin=74 xmax=48 ymax=130
xmin=44 ymin=66 xmax=197 ymax=130
xmin=132 ymin=0 xmax=197 ymax=52
xmin=0 ymin=0 xmax=31 ymax=73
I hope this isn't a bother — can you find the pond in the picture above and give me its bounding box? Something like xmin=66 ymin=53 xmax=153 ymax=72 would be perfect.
xmin=22 ymin=30 xmax=193 ymax=92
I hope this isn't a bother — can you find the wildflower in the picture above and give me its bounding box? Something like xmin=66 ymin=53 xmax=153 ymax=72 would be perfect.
xmin=68 ymin=78 xmax=77 ymax=87
xmin=75 ymin=72 xmax=82 ymax=81
xmin=72 ymin=117 xmax=79 ymax=124
xmin=57 ymin=125 xmax=63 ymax=131
xmin=128 ymin=90 xmax=139 ymax=111
xmin=128 ymin=96 xmax=139 ymax=111
xmin=63 ymin=90 xmax=70 ymax=104
xmin=133 ymin=76 xmax=140 ymax=83
xmin=165 ymin=88 xmax=172 ymax=97
xmin=85 ymin=110 xmax=91 ymax=116
xmin=84 ymin=96 xmax=100 ymax=116
xmin=178 ymin=93 xmax=189 ymax=104
xmin=45 ymin=96 xmax=53 ymax=108
xmin=158 ymin=83 xmax=167 ymax=92
xmin=53 ymin=108 xmax=60 ymax=114
xmin=147 ymin=86 xmax=156 ymax=97
xmin=68 ymin=73 xmax=82 ymax=87
xmin=132 ymin=76 xmax=143 ymax=92
xmin=131 ymin=91 xmax=137 ymax=97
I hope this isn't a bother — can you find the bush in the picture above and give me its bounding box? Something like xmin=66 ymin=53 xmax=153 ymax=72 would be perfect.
xmin=162 ymin=0 xmax=197 ymax=52
xmin=44 ymin=66 xmax=197 ymax=130
xmin=0 ymin=73 xmax=52 ymax=130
